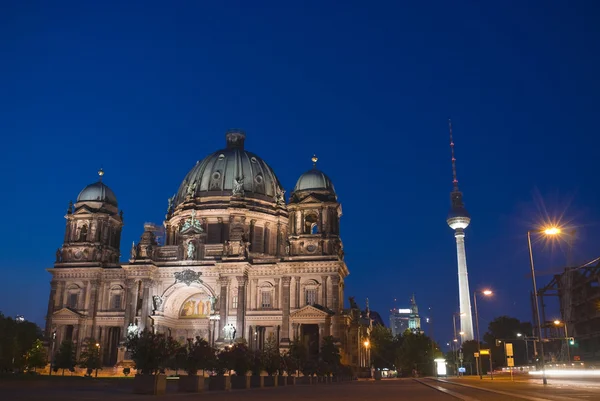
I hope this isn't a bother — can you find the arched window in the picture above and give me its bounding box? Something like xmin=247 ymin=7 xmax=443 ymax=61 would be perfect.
xmin=304 ymin=213 xmax=319 ymax=234
xmin=259 ymin=282 xmax=274 ymax=309
xmin=303 ymin=279 xmax=320 ymax=306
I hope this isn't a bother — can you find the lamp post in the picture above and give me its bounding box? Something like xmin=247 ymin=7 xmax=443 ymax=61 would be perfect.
xmin=516 ymin=333 xmax=530 ymax=365
xmin=553 ymin=320 xmax=570 ymax=363
xmin=49 ymin=329 xmax=56 ymax=376
xmin=474 ymin=289 xmax=492 ymax=379
xmin=528 ymin=227 xmax=561 ymax=385
xmin=95 ymin=343 xmax=100 ymax=378
xmin=363 ymin=340 xmax=371 ymax=378
xmin=452 ymin=312 xmax=465 ymax=376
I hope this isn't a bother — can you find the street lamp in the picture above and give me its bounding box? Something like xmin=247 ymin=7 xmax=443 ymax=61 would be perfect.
xmin=473 ymin=289 xmax=492 ymax=379
xmin=95 ymin=343 xmax=100 ymax=378
xmin=553 ymin=320 xmax=570 ymax=363
xmin=363 ymin=340 xmax=371 ymax=378
xmin=527 ymin=227 xmax=561 ymax=385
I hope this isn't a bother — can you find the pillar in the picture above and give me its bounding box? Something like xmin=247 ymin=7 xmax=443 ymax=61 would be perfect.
xmin=281 ymin=276 xmax=291 ymax=343
xmin=218 ymin=276 xmax=229 ymax=340
xmin=274 ymin=278 xmax=280 ymax=309
xmin=251 ymin=279 xmax=258 ymax=310
xmin=122 ymin=279 xmax=136 ymax=340
xmin=236 ymin=276 xmax=247 ymax=340
xmin=45 ymin=281 xmax=58 ymax=337
xmin=331 ymin=276 xmax=340 ymax=312
xmin=321 ymin=276 xmax=328 ymax=308
xmin=294 ymin=276 xmax=301 ymax=308
xmin=139 ymin=279 xmax=152 ymax=331
xmin=88 ymin=280 xmax=100 ymax=335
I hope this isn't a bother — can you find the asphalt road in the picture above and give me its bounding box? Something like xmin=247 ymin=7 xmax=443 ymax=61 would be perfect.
xmin=2 ymin=376 xmax=600 ymax=401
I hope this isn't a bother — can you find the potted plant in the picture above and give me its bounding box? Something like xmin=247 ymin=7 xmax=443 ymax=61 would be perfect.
xmin=250 ymin=350 xmax=264 ymax=388
xmin=262 ymin=334 xmax=280 ymax=387
xmin=229 ymin=343 xmax=252 ymax=389
xmin=208 ymin=348 xmax=232 ymax=391
xmin=178 ymin=337 xmax=213 ymax=393
xmin=125 ymin=330 xmax=176 ymax=395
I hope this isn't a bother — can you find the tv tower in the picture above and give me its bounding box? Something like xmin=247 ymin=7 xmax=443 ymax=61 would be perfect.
xmin=446 ymin=120 xmax=474 ymax=341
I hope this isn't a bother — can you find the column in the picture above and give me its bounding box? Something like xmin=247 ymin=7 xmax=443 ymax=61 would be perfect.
xmin=318 ymin=323 xmax=325 ymax=344
xmin=274 ymin=278 xmax=280 ymax=309
xmin=251 ymin=279 xmax=258 ymax=310
xmin=139 ymin=279 xmax=152 ymax=331
xmin=45 ymin=281 xmax=58 ymax=337
xmin=276 ymin=222 xmax=281 ymax=257
xmin=218 ymin=276 xmax=229 ymax=340
xmin=122 ymin=279 xmax=135 ymax=340
xmin=331 ymin=276 xmax=340 ymax=312
xmin=235 ymin=276 xmax=247 ymax=339
xmin=294 ymin=276 xmax=301 ymax=308
xmin=281 ymin=276 xmax=292 ymax=343
xmin=57 ymin=281 xmax=65 ymax=309
xmin=88 ymin=280 xmax=100 ymax=335
xmin=321 ymin=276 xmax=328 ymax=308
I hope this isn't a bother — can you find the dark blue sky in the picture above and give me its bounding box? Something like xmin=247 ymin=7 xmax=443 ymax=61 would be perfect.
xmin=1 ymin=1 xmax=599 ymax=346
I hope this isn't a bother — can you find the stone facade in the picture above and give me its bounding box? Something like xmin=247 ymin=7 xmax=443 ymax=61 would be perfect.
xmin=45 ymin=131 xmax=352 ymax=366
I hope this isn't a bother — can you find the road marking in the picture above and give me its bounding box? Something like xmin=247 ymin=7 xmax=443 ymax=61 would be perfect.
xmin=413 ymin=378 xmax=479 ymax=400
xmin=433 ymin=378 xmax=573 ymax=401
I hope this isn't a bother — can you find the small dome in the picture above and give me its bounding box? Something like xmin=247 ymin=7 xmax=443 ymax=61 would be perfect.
xmin=173 ymin=130 xmax=284 ymax=206
xmin=294 ymin=169 xmax=336 ymax=194
xmin=77 ymin=182 xmax=118 ymax=206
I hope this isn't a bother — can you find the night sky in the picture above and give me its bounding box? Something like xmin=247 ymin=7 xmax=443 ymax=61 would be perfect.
xmin=1 ymin=1 xmax=599 ymax=347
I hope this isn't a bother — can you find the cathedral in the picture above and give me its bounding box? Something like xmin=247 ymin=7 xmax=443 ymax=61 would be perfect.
xmin=45 ymin=130 xmax=353 ymax=366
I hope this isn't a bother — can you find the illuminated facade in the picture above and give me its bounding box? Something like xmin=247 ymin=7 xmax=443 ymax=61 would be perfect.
xmin=389 ymin=295 xmax=421 ymax=337
xmin=45 ymin=130 xmax=352 ymax=366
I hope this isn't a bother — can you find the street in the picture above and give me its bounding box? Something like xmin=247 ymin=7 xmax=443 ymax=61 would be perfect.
xmin=3 ymin=376 xmax=600 ymax=401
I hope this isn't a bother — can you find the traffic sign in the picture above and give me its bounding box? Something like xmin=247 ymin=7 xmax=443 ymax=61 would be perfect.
xmin=574 ymin=355 xmax=581 ymax=361
xmin=505 ymin=343 xmax=514 ymax=357
xmin=474 ymin=352 xmax=479 ymax=358
xmin=507 ymin=356 xmax=514 ymax=367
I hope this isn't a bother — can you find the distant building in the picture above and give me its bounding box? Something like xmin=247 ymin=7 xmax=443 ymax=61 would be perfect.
xmin=15 ymin=315 xmax=25 ymax=322
xmin=389 ymin=295 xmax=421 ymax=337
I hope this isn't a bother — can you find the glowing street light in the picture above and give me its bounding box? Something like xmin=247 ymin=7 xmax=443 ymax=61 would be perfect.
xmin=516 ymin=333 xmax=522 ymax=337
xmin=553 ymin=320 xmax=571 ymax=362
xmin=527 ymin=226 xmax=563 ymax=385
xmin=474 ymin=289 xmax=493 ymax=379
xmin=363 ymin=340 xmax=370 ymax=348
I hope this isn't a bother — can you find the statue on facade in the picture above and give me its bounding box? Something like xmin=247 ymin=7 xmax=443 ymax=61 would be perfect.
xmin=232 ymin=176 xmax=245 ymax=197
xmin=186 ymin=241 xmax=195 ymax=260
xmin=275 ymin=188 xmax=286 ymax=206
xmin=186 ymin=181 xmax=196 ymax=197
xmin=224 ymin=324 xmax=236 ymax=340
xmin=167 ymin=196 xmax=174 ymax=213
xmin=209 ymin=295 xmax=218 ymax=312
xmin=130 ymin=242 xmax=137 ymax=260
xmin=223 ymin=241 xmax=230 ymax=257
xmin=152 ymin=295 xmax=164 ymax=312
xmin=55 ymin=248 xmax=62 ymax=263
xmin=127 ymin=322 xmax=139 ymax=337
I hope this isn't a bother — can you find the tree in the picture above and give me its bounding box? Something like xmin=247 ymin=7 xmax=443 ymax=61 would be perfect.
xmin=483 ymin=316 xmax=532 ymax=368
xmin=79 ymin=338 xmax=102 ymax=376
xmin=397 ymin=331 xmax=434 ymax=377
xmin=25 ymin=339 xmax=47 ymax=372
xmin=229 ymin=343 xmax=252 ymax=376
xmin=262 ymin=333 xmax=280 ymax=376
xmin=460 ymin=340 xmax=481 ymax=375
xmin=55 ymin=340 xmax=76 ymax=375
xmin=182 ymin=336 xmax=214 ymax=376
xmin=320 ymin=336 xmax=341 ymax=375
xmin=125 ymin=330 xmax=176 ymax=375
xmin=370 ymin=325 xmax=396 ymax=369
xmin=284 ymin=339 xmax=307 ymax=376
xmin=0 ymin=313 xmax=42 ymax=372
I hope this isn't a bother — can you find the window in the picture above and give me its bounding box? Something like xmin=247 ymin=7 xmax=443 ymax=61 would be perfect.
xmin=306 ymin=289 xmax=317 ymax=305
xmin=68 ymin=293 xmax=78 ymax=309
xmin=304 ymin=214 xmax=319 ymax=234
xmin=232 ymin=295 xmax=238 ymax=309
xmin=261 ymin=291 xmax=272 ymax=308
xmin=112 ymin=294 xmax=122 ymax=310
xmin=79 ymin=225 xmax=88 ymax=242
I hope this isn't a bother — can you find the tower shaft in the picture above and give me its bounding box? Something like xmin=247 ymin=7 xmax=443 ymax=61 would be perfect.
xmin=454 ymin=229 xmax=474 ymax=340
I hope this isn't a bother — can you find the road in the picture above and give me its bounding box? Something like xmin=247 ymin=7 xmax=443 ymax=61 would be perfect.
xmin=3 ymin=376 xmax=600 ymax=400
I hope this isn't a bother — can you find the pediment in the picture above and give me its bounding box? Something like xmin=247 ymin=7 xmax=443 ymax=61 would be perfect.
xmin=298 ymin=195 xmax=323 ymax=204
xmin=180 ymin=226 xmax=204 ymax=236
xmin=52 ymin=307 xmax=83 ymax=319
xmin=290 ymin=305 xmax=333 ymax=319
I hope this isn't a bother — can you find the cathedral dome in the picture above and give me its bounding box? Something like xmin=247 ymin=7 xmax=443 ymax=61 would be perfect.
xmin=77 ymin=180 xmax=118 ymax=206
xmin=293 ymin=168 xmax=336 ymax=194
xmin=173 ymin=130 xmax=283 ymax=206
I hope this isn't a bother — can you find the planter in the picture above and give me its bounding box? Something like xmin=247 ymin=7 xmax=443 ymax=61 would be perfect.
xmin=178 ymin=375 xmax=205 ymax=393
xmin=133 ymin=374 xmax=167 ymax=395
xmin=298 ymin=376 xmax=311 ymax=385
xmin=250 ymin=375 xmax=264 ymax=388
xmin=263 ymin=375 xmax=277 ymax=387
xmin=277 ymin=375 xmax=287 ymax=386
xmin=231 ymin=375 xmax=251 ymax=389
xmin=208 ymin=375 xmax=231 ymax=391
xmin=374 ymin=370 xmax=382 ymax=381
xmin=286 ymin=376 xmax=296 ymax=385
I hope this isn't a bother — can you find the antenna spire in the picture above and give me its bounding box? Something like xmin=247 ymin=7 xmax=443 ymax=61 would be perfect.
xmin=311 ymin=154 xmax=318 ymax=168
xmin=449 ymin=119 xmax=459 ymax=191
